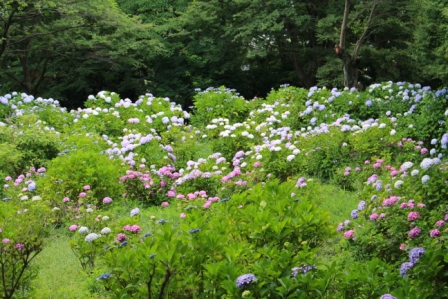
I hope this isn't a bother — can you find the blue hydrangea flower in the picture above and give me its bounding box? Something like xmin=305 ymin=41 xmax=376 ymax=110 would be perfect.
xmin=291 ymin=265 xmax=317 ymax=277
xmin=409 ymin=247 xmax=425 ymax=264
xmin=400 ymin=262 xmax=414 ymax=276
xmin=236 ymin=274 xmax=257 ymax=289
xmin=358 ymin=201 xmax=366 ymax=211
xmin=130 ymin=208 xmax=140 ymax=217
xmin=28 ymin=182 xmax=36 ymax=192
xmin=96 ymin=273 xmax=112 ymax=280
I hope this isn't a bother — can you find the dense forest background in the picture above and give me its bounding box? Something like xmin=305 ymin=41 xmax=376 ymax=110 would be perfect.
xmin=1 ymin=0 xmax=447 ymax=109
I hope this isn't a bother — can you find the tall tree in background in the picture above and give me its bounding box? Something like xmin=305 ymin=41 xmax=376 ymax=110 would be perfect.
xmin=317 ymin=0 xmax=420 ymax=88
xmin=412 ymin=0 xmax=448 ymax=87
xmin=0 ymin=0 xmax=161 ymax=107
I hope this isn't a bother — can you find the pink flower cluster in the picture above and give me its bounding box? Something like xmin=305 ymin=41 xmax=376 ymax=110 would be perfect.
xmin=382 ymin=196 xmax=400 ymax=206
xmin=203 ymin=196 xmax=221 ymax=209
xmin=400 ymin=199 xmax=416 ymax=209
xmin=69 ymin=224 xmax=78 ymax=231
xmin=408 ymin=212 xmax=420 ymax=221
xmin=115 ymin=233 xmax=127 ymax=242
xmin=123 ymin=224 xmax=141 ymax=233
xmin=409 ymin=227 xmax=421 ymax=238
xmin=296 ymin=177 xmax=307 ymax=188
xmin=343 ymin=230 xmax=354 ymax=239
xmin=370 ymin=213 xmax=379 ymax=220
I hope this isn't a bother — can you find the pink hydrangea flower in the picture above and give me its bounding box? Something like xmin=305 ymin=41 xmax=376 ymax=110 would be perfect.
xmin=69 ymin=224 xmax=78 ymax=231
xmin=161 ymin=201 xmax=169 ymax=207
xmin=364 ymin=160 xmax=370 ymax=165
xmin=63 ymin=197 xmax=70 ymax=202
xmin=5 ymin=176 xmax=12 ymax=181
xmin=187 ymin=193 xmax=197 ymax=200
xmin=15 ymin=243 xmax=24 ymax=251
xmin=408 ymin=212 xmax=420 ymax=221
xmin=123 ymin=225 xmax=132 ymax=231
xmin=79 ymin=192 xmax=87 ymax=198
xmin=370 ymin=213 xmax=379 ymax=220
xmin=115 ymin=233 xmax=127 ymax=242
xmin=2 ymin=238 xmax=10 ymax=244
xmin=436 ymin=220 xmax=445 ymax=227
xmin=343 ymin=230 xmax=354 ymax=239
xmin=421 ymin=148 xmax=428 ymax=154
xmin=430 ymin=229 xmax=441 ymax=238
xmin=379 ymin=213 xmax=386 ymax=218
xmin=409 ymin=227 xmax=421 ymax=238
xmin=83 ymin=185 xmax=91 ymax=190
xmin=253 ymin=162 xmax=261 ymax=167
xmin=399 ymin=244 xmax=407 ymax=251
xmin=400 ymin=203 xmax=408 ymax=209
xmin=130 ymin=225 xmax=141 ymax=233
xmin=203 ymin=201 xmax=211 ymax=209
xmin=103 ymin=197 xmax=113 ymax=204
xmin=417 ymin=203 xmax=426 ymax=208
xmin=167 ymin=190 xmax=176 ymax=198
xmin=180 ymin=213 xmax=186 ymax=218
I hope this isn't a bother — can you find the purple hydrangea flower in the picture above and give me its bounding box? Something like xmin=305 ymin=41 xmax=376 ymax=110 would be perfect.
xmin=409 ymin=228 xmax=421 ymax=238
xmin=236 ymin=274 xmax=257 ymax=289
xmin=291 ymin=265 xmax=317 ymax=277
xmin=400 ymin=262 xmax=414 ymax=276
xmin=380 ymin=294 xmax=398 ymax=299
xmin=351 ymin=209 xmax=359 ymax=219
xmin=130 ymin=208 xmax=140 ymax=216
xmin=409 ymin=247 xmax=425 ymax=264
xmin=358 ymin=201 xmax=366 ymax=211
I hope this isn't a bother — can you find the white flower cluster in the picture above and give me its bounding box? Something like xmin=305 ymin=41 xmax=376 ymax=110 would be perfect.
xmin=85 ymin=233 xmax=100 ymax=242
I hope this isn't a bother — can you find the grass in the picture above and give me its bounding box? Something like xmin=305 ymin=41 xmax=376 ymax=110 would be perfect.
xmin=30 ymin=231 xmax=99 ymax=299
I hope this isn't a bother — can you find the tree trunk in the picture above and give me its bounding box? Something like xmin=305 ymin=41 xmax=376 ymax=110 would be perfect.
xmin=342 ymin=53 xmax=357 ymax=88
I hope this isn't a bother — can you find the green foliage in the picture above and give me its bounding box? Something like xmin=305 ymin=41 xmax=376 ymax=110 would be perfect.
xmin=0 ymin=196 xmax=50 ymax=299
xmin=0 ymin=114 xmax=61 ymax=174
xmin=41 ymin=143 xmax=124 ymax=207
xmin=190 ymin=87 xmax=250 ymax=127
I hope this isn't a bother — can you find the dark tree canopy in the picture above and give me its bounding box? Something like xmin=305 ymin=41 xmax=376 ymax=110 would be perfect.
xmin=1 ymin=0 xmax=446 ymax=108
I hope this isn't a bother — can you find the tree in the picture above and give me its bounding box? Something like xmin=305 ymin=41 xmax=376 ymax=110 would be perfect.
xmin=412 ymin=0 xmax=448 ymax=87
xmin=0 ymin=0 xmax=161 ymax=107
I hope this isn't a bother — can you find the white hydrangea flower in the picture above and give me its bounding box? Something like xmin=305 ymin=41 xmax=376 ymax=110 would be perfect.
xmin=101 ymin=227 xmax=111 ymax=234
xmin=394 ymin=180 xmax=404 ymax=189
xmin=78 ymin=226 xmax=89 ymax=234
xmin=102 ymin=216 xmax=110 ymax=221
xmin=422 ymin=175 xmax=430 ymax=184
xmin=411 ymin=169 xmax=419 ymax=176
xmin=420 ymin=158 xmax=433 ymax=169
xmin=401 ymin=162 xmax=414 ymax=171
xmin=85 ymin=233 xmax=100 ymax=242
xmin=287 ymin=155 xmax=295 ymax=162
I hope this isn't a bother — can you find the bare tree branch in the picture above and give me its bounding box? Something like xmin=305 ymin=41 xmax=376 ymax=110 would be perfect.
xmin=352 ymin=0 xmax=378 ymax=61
